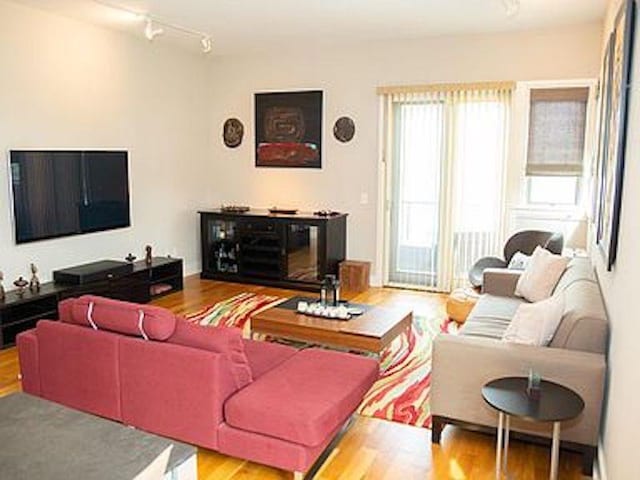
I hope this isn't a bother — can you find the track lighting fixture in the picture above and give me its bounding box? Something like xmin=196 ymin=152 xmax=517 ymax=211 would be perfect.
xmin=201 ymin=36 xmax=213 ymax=54
xmin=92 ymin=1 xmax=213 ymax=53
xmin=502 ymin=0 xmax=521 ymax=17
xmin=144 ymin=18 xmax=164 ymax=41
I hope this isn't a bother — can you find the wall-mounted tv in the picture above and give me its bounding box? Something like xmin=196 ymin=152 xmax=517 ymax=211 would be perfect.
xmin=9 ymin=150 xmax=131 ymax=244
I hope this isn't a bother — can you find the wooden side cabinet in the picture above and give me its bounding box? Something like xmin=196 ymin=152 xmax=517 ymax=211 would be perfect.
xmin=339 ymin=260 xmax=371 ymax=293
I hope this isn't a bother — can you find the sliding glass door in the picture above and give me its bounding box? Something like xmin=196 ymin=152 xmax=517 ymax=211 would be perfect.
xmin=388 ymin=100 xmax=445 ymax=288
xmin=384 ymin=87 xmax=511 ymax=292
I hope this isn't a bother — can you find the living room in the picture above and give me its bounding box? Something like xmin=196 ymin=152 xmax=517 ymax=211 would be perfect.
xmin=0 ymin=0 xmax=637 ymax=479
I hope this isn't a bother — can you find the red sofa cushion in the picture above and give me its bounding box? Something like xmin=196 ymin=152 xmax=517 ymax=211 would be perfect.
xmin=169 ymin=318 xmax=252 ymax=389
xmin=36 ymin=320 xmax=122 ymax=421
xmin=242 ymin=339 xmax=297 ymax=379
xmin=59 ymin=295 xmax=176 ymax=341
xmin=224 ymin=348 xmax=379 ymax=446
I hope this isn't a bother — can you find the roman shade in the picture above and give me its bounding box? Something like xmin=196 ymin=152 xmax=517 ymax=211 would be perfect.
xmin=526 ymin=87 xmax=589 ymax=176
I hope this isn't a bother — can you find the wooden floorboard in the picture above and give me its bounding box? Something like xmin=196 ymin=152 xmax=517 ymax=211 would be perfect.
xmin=0 ymin=275 xmax=587 ymax=479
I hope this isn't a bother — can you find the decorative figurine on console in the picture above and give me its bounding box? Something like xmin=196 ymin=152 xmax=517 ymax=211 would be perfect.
xmin=145 ymin=245 xmax=153 ymax=266
xmin=13 ymin=276 xmax=28 ymax=296
xmin=29 ymin=263 xmax=41 ymax=292
xmin=0 ymin=271 xmax=5 ymax=301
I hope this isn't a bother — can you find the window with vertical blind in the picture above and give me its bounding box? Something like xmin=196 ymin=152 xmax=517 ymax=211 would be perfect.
xmin=379 ymin=82 xmax=512 ymax=291
xmin=526 ymin=87 xmax=589 ymax=177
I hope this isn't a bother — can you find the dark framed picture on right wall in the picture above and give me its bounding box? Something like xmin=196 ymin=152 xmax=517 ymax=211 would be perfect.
xmin=594 ymin=0 xmax=635 ymax=271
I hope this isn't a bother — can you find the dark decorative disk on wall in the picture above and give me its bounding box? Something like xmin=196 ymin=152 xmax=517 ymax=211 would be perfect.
xmin=333 ymin=116 xmax=355 ymax=143
xmin=223 ymin=118 xmax=244 ymax=148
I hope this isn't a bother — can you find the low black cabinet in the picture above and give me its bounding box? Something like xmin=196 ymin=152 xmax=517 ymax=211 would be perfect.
xmin=200 ymin=210 xmax=347 ymax=291
xmin=0 ymin=257 xmax=183 ymax=349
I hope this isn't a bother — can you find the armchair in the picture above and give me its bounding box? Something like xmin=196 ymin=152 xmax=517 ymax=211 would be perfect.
xmin=468 ymin=230 xmax=563 ymax=288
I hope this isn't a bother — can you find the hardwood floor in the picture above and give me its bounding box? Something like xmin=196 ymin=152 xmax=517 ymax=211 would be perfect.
xmin=0 ymin=276 xmax=586 ymax=479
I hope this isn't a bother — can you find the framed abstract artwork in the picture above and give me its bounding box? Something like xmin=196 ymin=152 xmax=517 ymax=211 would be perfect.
xmin=254 ymin=90 xmax=323 ymax=168
xmin=595 ymin=0 xmax=635 ymax=271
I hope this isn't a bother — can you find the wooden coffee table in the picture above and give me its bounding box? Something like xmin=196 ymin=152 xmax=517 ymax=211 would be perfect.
xmin=250 ymin=298 xmax=413 ymax=355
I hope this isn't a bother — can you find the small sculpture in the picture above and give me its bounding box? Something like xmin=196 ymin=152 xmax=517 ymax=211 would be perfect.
xmin=333 ymin=116 xmax=356 ymax=143
xmin=145 ymin=245 xmax=153 ymax=266
xmin=13 ymin=276 xmax=28 ymax=295
xmin=125 ymin=253 xmax=137 ymax=263
xmin=223 ymin=118 xmax=244 ymax=148
xmin=29 ymin=263 xmax=41 ymax=292
xmin=0 ymin=271 xmax=5 ymax=301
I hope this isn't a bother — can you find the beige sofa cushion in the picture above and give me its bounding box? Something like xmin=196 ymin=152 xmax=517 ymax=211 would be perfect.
xmin=460 ymin=295 xmax=524 ymax=340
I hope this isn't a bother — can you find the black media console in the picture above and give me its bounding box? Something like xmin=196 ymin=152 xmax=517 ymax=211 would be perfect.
xmin=199 ymin=209 xmax=347 ymax=291
xmin=0 ymin=257 xmax=183 ymax=349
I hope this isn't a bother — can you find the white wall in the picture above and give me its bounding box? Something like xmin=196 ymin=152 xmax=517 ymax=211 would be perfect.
xmin=0 ymin=0 xmax=211 ymax=282
xmin=207 ymin=23 xmax=603 ymax=283
xmin=591 ymin=1 xmax=640 ymax=478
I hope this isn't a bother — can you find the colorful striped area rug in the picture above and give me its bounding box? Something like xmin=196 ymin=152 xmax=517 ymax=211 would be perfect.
xmin=186 ymin=293 xmax=456 ymax=429
xmin=185 ymin=292 xmax=282 ymax=337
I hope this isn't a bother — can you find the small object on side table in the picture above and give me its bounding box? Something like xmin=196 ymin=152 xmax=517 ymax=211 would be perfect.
xmin=0 ymin=271 xmax=5 ymax=301
xmin=446 ymin=287 xmax=480 ymax=324
xmin=125 ymin=253 xmax=137 ymax=263
xmin=29 ymin=263 xmax=40 ymax=292
xmin=527 ymin=369 xmax=542 ymax=400
xmin=482 ymin=377 xmax=584 ymax=480
xmin=13 ymin=277 xmax=28 ymax=295
xmin=145 ymin=245 xmax=153 ymax=266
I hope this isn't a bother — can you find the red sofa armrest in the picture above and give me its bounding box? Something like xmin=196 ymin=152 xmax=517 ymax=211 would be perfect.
xmin=16 ymin=328 xmax=41 ymax=395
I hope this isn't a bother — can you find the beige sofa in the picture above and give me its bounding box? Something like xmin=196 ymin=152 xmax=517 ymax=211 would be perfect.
xmin=431 ymin=257 xmax=607 ymax=475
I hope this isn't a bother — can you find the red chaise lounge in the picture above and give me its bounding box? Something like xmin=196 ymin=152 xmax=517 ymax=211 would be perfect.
xmin=16 ymin=295 xmax=379 ymax=479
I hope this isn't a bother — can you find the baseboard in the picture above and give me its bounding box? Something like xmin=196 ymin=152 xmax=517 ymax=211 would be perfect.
xmin=594 ymin=439 xmax=607 ymax=480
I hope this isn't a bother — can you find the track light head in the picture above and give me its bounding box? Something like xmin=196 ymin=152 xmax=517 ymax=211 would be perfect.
xmin=144 ymin=18 xmax=164 ymax=41
xmin=201 ymin=36 xmax=212 ymax=54
xmin=502 ymin=0 xmax=520 ymax=17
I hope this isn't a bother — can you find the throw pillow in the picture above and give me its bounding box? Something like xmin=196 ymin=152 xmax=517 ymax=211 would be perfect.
xmin=515 ymin=246 xmax=569 ymax=302
xmin=502 ymin=293 xmax=565 ymax=346
xmin=508 ymin=251 xmax=531 ymax=270
xmin=60 ymin=295 xmax=177 ymax=341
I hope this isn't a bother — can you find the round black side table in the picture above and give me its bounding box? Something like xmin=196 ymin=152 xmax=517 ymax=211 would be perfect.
xmin=482 ymin=377 xmax=584 ymax=480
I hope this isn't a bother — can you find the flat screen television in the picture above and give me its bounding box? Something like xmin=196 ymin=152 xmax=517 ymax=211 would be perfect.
xmin=9 ymin=150 xmax=131 ymax=244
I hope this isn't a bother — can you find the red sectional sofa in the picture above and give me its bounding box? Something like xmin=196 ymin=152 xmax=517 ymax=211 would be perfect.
xmin=16 ymin=295 xmax=378 ymax=477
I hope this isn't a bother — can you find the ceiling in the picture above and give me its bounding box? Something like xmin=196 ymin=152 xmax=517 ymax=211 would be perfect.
xmin=12 ymin=0 xmax=607 ymax=55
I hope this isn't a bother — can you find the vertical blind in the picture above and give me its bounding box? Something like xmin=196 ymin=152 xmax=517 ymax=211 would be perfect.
xmin=526 ymin=87 xmax=589 ymax=176
xmin=380 ymin=82 xmax=513 ymax=291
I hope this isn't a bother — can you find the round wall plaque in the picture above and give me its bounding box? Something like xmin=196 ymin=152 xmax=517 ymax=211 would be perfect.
xmin=333 ymin=116 xmax=355 ymax=143
xmin=223 ymin=118 xmax=244 ymax=148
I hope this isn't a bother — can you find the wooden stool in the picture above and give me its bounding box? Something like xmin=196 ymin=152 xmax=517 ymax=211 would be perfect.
xmin=446 ymin=287 xmax=480 ymax=324
xmin=339 ymin=260 xmax=371 ymax=293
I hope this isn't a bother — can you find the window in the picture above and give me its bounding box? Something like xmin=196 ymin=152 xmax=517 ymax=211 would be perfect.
xmin=527 ymin=176 xmax=580 ymax=206
xmin=525 ymin=86 xmax=590 ymax=206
